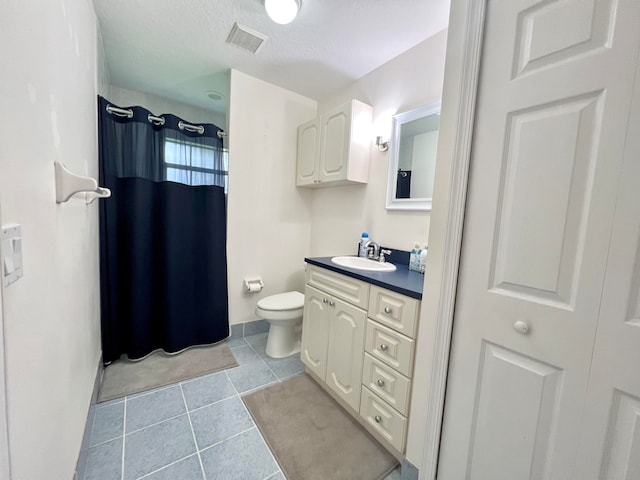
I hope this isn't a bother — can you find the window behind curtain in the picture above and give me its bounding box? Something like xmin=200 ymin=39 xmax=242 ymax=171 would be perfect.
xmin=164 ymin=137 xmax=228 ymax=193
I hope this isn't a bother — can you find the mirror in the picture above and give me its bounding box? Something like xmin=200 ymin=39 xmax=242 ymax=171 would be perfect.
xmin=385 ymin=101 xmax=441 ymax=211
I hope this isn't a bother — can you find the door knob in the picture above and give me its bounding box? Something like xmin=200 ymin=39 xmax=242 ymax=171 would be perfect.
xmin=513 ymin=320 xmax=530 ymax=335
xmin=323 ymin=298 xmax=329 ymax=303
xmin=328 ymin=301 xmax=335 ymax=307
xmin=380 ymin=344 xmax=389 ymax=352
xmin=377 ymin=379 xmax=385 ymax=387
xmin=374 ymin=415 xmax=382 ymax=423
xmin=384 ymin=307 xmax=392 ymax=314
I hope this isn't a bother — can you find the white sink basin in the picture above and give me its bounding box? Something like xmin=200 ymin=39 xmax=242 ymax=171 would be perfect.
xmin=331 ymin=256 xmax=396 ymax=272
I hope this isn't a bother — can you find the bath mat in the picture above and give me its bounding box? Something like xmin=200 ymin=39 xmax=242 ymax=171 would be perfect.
xmin=243 ymin=374 xmax=398 ymax=480
xmin=98 ymin=342 xmax=237 ymax=402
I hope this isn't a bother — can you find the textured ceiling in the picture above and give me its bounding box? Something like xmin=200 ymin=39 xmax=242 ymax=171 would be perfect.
xmin=93 ymin=0 xmax=450 ymax=114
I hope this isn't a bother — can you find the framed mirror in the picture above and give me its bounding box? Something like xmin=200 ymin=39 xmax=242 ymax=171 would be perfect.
xmin=385 ymin=101 xmax=441 ymax=211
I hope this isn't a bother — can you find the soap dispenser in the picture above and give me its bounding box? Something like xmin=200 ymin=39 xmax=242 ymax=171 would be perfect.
xmin=409 ymin=242 xmax=422 ymax=272
xmin=419 ymin=243 xmax=428 ymax=273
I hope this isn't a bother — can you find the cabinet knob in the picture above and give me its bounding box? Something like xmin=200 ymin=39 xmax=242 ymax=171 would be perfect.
xmin=384 ymin=307 xmax=392 ymax=314
xmin=380 ymin=344 xmax=388 ymax=352
xmin=323 ymin=298 xmax=329 ymax=303
xmin=328 ymin=300 xmax=335 ymax=307
xmin=513 ymin=320 xmax=530 ymax=335
xmin=377 ymin=379 xmax=385 ymax=387
xmin=374 ymin=415 xmax=382 ymax=424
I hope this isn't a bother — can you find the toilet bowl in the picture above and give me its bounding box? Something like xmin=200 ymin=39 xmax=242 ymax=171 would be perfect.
xmin=255 ymin=291 xmax=305 ymax=359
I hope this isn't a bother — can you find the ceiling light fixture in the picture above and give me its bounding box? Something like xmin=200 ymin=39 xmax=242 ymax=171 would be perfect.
xmin=264 ymin=0 xmax=300 ymax=25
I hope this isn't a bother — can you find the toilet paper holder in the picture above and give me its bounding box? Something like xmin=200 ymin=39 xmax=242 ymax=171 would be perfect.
xmin=243 ymin=277 xmax=264 ymax=293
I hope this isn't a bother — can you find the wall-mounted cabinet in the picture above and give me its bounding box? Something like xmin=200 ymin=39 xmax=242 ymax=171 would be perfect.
xmin=296 ymin=99 xmax=373 ymax=188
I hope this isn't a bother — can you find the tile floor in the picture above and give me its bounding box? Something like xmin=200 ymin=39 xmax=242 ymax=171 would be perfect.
xmin=77 ymin=333 xmax=401 ymax=480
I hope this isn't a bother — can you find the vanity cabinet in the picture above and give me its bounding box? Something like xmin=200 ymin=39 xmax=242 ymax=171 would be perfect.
xmin=302 ymin=263 xmax=421 ymax=455
xmin=301 ymin=270 xmax=368 ymax=411
xmin=360 ymin=288 xmax=418 ymax=452
xmin=296 ymin=99 xmax=373 ymax=188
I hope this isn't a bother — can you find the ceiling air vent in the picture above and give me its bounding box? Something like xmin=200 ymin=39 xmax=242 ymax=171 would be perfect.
xmin=226 ymin=23 xmax=268 ymax=54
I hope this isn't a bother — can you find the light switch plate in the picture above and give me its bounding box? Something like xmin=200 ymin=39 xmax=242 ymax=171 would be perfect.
xmin=2 ymin=224 xmax=22 ymax=287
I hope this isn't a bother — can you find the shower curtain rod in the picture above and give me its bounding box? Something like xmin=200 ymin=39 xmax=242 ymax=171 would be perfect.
xmin=105 ymin=104 xmax=226 ymax=138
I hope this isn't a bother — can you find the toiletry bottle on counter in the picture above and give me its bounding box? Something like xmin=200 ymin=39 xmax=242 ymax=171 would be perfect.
xmin=359 ymin=232 xmax=369 ymax=257
xmin=419 ymin=243 xmax=428 ymax=273
xmin=409 ymin=242 xmax=422 ymax=272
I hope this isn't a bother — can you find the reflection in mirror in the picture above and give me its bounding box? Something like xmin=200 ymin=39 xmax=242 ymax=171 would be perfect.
xmin=385 ymin=101 xmax=441 ymax=211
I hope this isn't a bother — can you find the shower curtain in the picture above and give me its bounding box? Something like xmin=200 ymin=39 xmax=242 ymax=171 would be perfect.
xmin=98 ymin=96 xmax=229 ymax=363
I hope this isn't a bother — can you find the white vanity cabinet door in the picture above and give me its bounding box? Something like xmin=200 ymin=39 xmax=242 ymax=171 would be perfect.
xmin=296 ymin=118 xmax=319 ymax=186
xmin=301 ymin=285 xmax=331 ymax=380
xmin=326 ymin=296 xmax=367 ymax=412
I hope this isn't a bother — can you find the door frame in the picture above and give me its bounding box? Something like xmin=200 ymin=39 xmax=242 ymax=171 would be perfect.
xmin=418 ymin=1 xmax=486 ymax=478
xmin=0 ymin=197 xmax=11 ymax=479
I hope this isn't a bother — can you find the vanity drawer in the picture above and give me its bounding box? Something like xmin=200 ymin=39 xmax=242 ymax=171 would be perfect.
xmin=368 ymin=285 xmax=419 ymax=338
xmin=362 ymin=353 xmax=411 ymax=416
xmin=306 ymin=265 xmax=369 ymax=308
xmin=360 ymin=386 xmax=407 ymax=453
xmin=365 ymin=320 xmax=415 ymax=377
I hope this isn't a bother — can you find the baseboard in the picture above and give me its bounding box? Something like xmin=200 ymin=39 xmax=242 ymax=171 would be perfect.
xmin=401 ymin=458 xmax=419 ymax=480
xmin=229 ymin=319 xmax=270 ymax=339
xmin=74 ymin=354 xmax=103 ymax=480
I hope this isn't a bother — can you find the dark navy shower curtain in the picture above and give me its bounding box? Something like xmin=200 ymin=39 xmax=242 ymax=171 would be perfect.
xmin=98 ymin=96 xmax=229 ymax=363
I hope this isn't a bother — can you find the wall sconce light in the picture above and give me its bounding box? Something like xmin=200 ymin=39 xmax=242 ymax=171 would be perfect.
xmin=265 ymin=0 xmax=301 ymax=25
xmin=376 ymin=136 xmax=389 ymax=152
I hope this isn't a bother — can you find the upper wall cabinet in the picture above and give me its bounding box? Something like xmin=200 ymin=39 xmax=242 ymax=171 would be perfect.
xmin=296 ymin=99 xmax=373 ymax=188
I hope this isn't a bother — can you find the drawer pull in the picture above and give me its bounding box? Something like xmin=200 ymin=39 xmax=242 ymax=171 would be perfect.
xmin=374 ymin=415 xmax=382 ymax=424
xmin=323 ymin=298 xmax=329 ymax=303
xmin=384 ymin=307 xmax=392 ymax=314
xmin=328 ymin=300 xmax=335 ymax=307
xmin=380 ymin=344 xmax=389 ymax=352
xmin=377 ymin=379 xmax=385 ymax=387
xmin=513 ymin=320 xmax=530 ymax=335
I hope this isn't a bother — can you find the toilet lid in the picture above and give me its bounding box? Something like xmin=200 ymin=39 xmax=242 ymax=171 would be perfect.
xmin=257 ymin=291 xmax=305 ymax=311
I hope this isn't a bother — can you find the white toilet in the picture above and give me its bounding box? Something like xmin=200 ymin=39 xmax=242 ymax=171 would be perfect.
xmin=255 ymin=291 xmax=305 ymax=359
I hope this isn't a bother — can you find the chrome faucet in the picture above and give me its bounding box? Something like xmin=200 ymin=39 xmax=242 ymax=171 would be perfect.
xmin=364 ymin=240 xmax=380 ymax=260
xmin=364 ymin=241 xmax=392 ymax=262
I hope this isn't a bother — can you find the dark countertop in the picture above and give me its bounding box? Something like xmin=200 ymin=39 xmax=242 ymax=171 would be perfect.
xmin=304 ymin=256 xmax=424 ymax=300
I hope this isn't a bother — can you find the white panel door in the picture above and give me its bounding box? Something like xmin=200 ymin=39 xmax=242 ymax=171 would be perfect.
xmin=574 ymin=58 xmax=640 ymax=480
xmin=301 ymin=285 xmax=330 ymax=380
xmin=326 ymin=297 xmax=366 ymax=411
xmin=438 ymin=0 xmax=640 ymax=478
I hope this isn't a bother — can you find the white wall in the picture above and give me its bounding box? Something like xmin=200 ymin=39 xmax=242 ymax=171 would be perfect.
xmin=309 ymin=30 xmax=448 ymax=256
xmin=109 ymin=85 xmax=227 ymax=129
xmin=411 ymin=130 xmax=439 ymax=199
xmin=0 ymin=0 xmax=103 ymax=478
xmin=226 ymin=70 xmax=317 ymax=325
